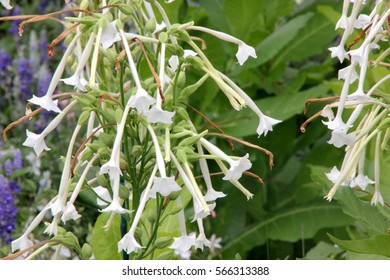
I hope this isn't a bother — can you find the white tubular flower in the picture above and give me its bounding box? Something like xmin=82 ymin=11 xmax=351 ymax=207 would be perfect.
xmin=199 ymin=138 xmax=252 ymax=181
xmin=195 ymin=219 xmax=211 ymax=250
xmin=321 ymin=106 xmax=334 ymax=122
xmin=29 ymin=33 xmax=81 ymax=113
xmin=149 ymin=176 xmax=181 ymax=198
xmin=11 ymin=235 xmax=33 ymax=254
xmin=144 ymin=106 xmax=175 ymax=124
xmin=170 ymin=232 xmax=196 ymax=259
xmin=44 ymin=215 xmax=60 ymax=236
xmin=61 ymin=202 xmax=81 ymax=223
xmin=101 ymin=20 xmax=121 ymax=50
xmin=350 ymin=174 xmax=374 ymax=190
xmin=335 ymin=15 xmax=348 ymax=30
xmin=50 ymin=124 xmax=82 ymax=216
xmin=154 ymin=21 xmax=166 ymax=33
xmin=338 ymin=65 xmax=359 ymax=84
xmin=29 ymin=95 xmax=61 ymax=114
xmin=354 ymin=14 xmax=371 ymax=29
xmin=23 ymin=100 xmax=77 ymax=156
xmin=327 ymin=129 xmax=356 ymax=148
xmin=12 ymin=201 xmax=52 ymax=253
xmin=101 ymin=173 xmax=131 ymax=214
xmin=117 ymin=234 xmax=144 ymax=254
xmin=187 ymin=25 xmax=257 ymax=65
xmin=217 ymin=71 xmax=281 ymax=137
xmin=328 ymin=45 xmax=347 ymax=63
xmin=1 ymin=0 xmax=12 ymax=9
xmin=371 ymin=131 xmax=384 ymax=206
xmin=371 ymin=191 xmax=384 ymax=206
xmin=128 ymin=88 xmax=156 ymax=112
xmin=61 ymin=33 xmax=95 ymax=91
xmin=196 ymin=142 xmax=226 ymax=202
xmin=118 ymin=166 xmax=157 ymax=254
xmin=257 ymin=114 xmax=282 ymax=137
xmin=23 ymin=129 xmax=50 ymax=156
xmin=93 ymin=186 xmax=112 ymax=206
xmin=325 ymin=166 xmax=342 ymax=184
xmin=145 ymin=43 xmax=175 ymax=124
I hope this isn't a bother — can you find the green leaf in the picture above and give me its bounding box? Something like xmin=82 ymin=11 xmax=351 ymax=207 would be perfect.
xmin=218 ymin=203 xmax=353 ymax=259
xmin=310 ymin=166 xmax=390 ymax=235
xmin=91 ymin=213 xmax=123 ymax=260
xmin=199 ymin=0 xmax=231 ymax=33
xmin=271 ymin=11 xmax=335 ymax=69
xmin=219 ymin=84 xmax=328 ymax=137
xmin=302 ymin=241 xmax=343 ymax=260
xmin=328 ymin=234 xmax=390 ymax=258
xmin=243 ymin=13 xmax=314 ymax=69
xmin=222 ymin=0 xmax=264 ymax=40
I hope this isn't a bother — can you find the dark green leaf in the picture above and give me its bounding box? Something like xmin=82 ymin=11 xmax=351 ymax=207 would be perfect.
xmin=328 ymin=234 xmax=390 ymax=258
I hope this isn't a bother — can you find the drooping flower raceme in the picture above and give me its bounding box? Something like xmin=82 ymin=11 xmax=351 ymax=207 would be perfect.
xmin=4 ymin=0 xmax=277 ymax=259
xmin=305 ymin=1 xmax=390 ymax=204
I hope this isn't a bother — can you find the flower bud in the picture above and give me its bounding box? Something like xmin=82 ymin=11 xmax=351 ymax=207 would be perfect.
xmin=154 ymin=236 xmax=173 ymax=249
xmin=156 ymin=251 xmax=174 ymax=260
xmin=146 ymin=18 xmax=156 ymax=34
xmin=119 ymin=185 xmax=130 ymax=200
xmin=81 ymin=243 xmax=93 ymax=260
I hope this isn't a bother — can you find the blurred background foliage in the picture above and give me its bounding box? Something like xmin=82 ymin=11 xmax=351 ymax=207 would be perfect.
xmin=1 ymin=0 xmax=390 ymax=259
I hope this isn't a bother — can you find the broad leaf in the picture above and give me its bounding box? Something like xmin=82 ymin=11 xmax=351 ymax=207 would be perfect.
xmin=91 ymin=213 xmax=123 ymax=260
xmin=218 ymin=84 xmax=328 ymax=137
xmin=218 ymin=203 xmax=353 ymax=259
xmin=328 ymin=234 xmax=390 ymax=258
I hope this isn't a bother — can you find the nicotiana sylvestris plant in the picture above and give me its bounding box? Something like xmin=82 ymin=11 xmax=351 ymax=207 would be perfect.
xmin=1 ymin=0 xmax=280 ymax=259
xmin=303 ymin=0 xmax=390 ymax=206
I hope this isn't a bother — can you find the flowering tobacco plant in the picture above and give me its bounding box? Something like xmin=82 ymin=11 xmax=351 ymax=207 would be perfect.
xmin=303 ymin=0 xmax=390 ymax=206
xmin=1 ymin=0 xmax=279 ymax=259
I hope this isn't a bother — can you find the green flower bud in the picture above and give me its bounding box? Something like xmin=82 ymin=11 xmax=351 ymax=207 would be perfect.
xmin=78 ymin=111 xmax=90 ymax=126
xmin=99 ymin=133 xmax=115 ymax=146
xmin=119 ymin=157 xmax=128 ymax=171
xmin=65 ymin=16 xmax=96 ymax=26
xmin=119 ymin=185 xmax=130 ymax=200
xmin=108 ymin=0 xmax=122 ymax=5
xmin=58 ymin=232 xmax=80 ymax=249
xmin=146 ymin=18 xmax=156 ymax=33
xmin=116 ymin=19 xmax=124 ymax=30
xmin=115 ymin=108 xmax=124 ymax=124
xmin=131 ymin=145 xmax=143 ymax=157
xmin=97 ymin=175 xmax=110 ymax=188
xmin=156 ymin=251 xmax=174 ymax=260
xmin=80 ymin=148 xmax=94 ymax=162
xmin=86 ymin=143 xmax=100 ymax=152
xmin=134 ymin=227 xmax=143 ymax=240
xmin=154 ymin=236 xmax=173 ymax=249
xmin=119 ymin=5 xmax=133 ymax=16
xmin=169 ymin=191 xmax=181 ymax=201
xmin=79 ymin=0 xmax=89 ymax=10
xmin=81 ymin=243 xmax=93 ymax=260
xmin=159 ymin=32 xmax=169 ymax=43
xmin=178 ymin=73 xmax=209 ymax=101
xmin=176 ymin=149 xmax=188 ymax=163
xmin=176 ymin=71 xmax=186 ymax=88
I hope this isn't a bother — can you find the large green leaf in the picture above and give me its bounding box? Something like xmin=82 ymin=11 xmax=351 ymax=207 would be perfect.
xmin=222 ymin=0 xmax=264 ymax=40
xmin=199 ymin=0 xmax=231 ymax=33
xmin=91 ymin=213 xmax=123 ymax=260
xmin=328 ymin=234 xmax=390 ymax=258
xmin=243 ymin=13 xmax=314 ymax=69
xmin=218 ymin=84 xmax=328 ymax=137
xmin=310 ymin=165 xmax=390 ymax=235
xmin=218 ymin=203 xmax=353 ymax=259
xmin=271 ymin=10 xmax=335 ymax=68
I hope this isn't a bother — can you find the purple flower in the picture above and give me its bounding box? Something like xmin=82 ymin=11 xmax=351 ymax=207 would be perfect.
xmin=39 ymin=0 xmax=50 ymax=13
xmin=16 ymin=58 xmax=34 ymax=102
xmin=39 ymin=31 xmax=49 ymax=64
xmin=13 ymin=149 xmax=23 ymax=171
xmin=37 ymin=66 xmax=51 ymax=97
xmin=0 ymin=49 xmax=12 ymax=84
xmin=8 ymin=6 xmax=22 ymax=36
xmin=0 ymin=174 xmax=19 ymax=245
xmin=4 ymin=159 xmax=14 ymax=177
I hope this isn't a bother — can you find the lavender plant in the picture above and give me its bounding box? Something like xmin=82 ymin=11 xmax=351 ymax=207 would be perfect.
xmin=1 ymin=0 xmax=279 ymax=259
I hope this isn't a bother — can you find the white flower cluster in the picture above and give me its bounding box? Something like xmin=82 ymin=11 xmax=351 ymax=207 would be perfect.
xmin=321 ymin=0 xmax=390 ymax=205
xmin=9 ymin=0 xmax=279 ymax=259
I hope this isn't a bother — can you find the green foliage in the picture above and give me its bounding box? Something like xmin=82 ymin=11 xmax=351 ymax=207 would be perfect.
xmin=91 ymin=213 xmax=123 ymax=260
